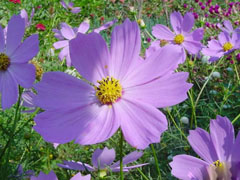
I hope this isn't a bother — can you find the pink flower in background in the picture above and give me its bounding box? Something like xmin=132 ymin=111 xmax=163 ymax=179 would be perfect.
xmin=202 ymin=31 xmax=240 ymax=62
xmin=30 ymin=170 xmax=90 ymax=180
xmin=53 ymin=20 xmax=116 ymax=66
xmin=60 ymin=0 xmax=81 ymax=14
xmin=20 ymin=8 xmax=35 ymax=27
xmin=151 ymin=11 xmax=204 ymax=63
xmin=31 ymin=171 xmax=57 ymax=180
xmin=36 ymin=23 xmax=46 ymax=31
xmin=59 ymin=147 xmax=147 ymax=172
xmin=218 ymin=20 xmax=240 ymax=34
xmin=9 ymin=0 xmax=21 ymax=4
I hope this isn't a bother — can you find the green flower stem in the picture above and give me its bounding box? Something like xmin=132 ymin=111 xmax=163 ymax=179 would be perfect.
xmin=136 ymin=168 xmax=150 ymax=180
xmin=195 ymin=59 xmax=222 ymax=109
xmin=166 ymin=109 xmax=188 ymax=141
xmin=188 ymin=89 xmax=197 ymax=129
xmin=14 ymin=107 xmax=41 ymax=136
xmin=144 ymin=28 xmax=155 ymax=40
xmin=151 ymin=144 xmax=162 ymax=180
xmin=233 ymin=59 xmax=240 ymax=84
xmin=0 ymin=86 xmax=23 ymax=162
xmin=232 ymin=113 xmax=240 ymax=125
xmin=120 ymin=130 xmax=124 ymax=180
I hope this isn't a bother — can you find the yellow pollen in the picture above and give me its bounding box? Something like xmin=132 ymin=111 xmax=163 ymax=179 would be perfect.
xmin=95 ymin=76 xmax=122 ymax=105
xmin=223 ymin=42 xmax=233 ymax=52
xmin=213 ymin=160 xmax=223 ymax=168
xmin=30 ymin=60 xmax=43 ymax=81
xmin=174 ymin=34 xmax=184 ymax=44
xmin=160 ymin=39 xmax=168 ymax=47
xmin=0 ymin=53 xmax=10 ymax=71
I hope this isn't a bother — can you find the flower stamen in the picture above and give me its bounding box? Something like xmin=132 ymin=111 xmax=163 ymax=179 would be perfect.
xmin=0 ymin=53 xmax=10 ymax=71
xmin=223 ymin=42 xmax=233 ymax=52
xmin=213 ymin=160 xmax=223 ymax=168
xmin=95 ymin=76 xmax=122 ymax=105
xmin=174 ymin=34 xmax=184 ymax=44
xmin=160 ymin=39 xmax=168 ymax=47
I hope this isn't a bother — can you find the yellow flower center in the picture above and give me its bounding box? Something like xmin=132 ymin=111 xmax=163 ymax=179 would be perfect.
xmin=0 ymin=53 xmax=10 ymax=71
xmin=95 ymin=76 xmax=122 ymax=105
xmin=174 ymin=34 xmax=184 ymax=44
xmin=213 ymin=160 xmax=223 ymax=168
xmin=223 ymin=42 xmax=233 ymax=51
xmin=209 ymin=160 xmax=231 ymax=179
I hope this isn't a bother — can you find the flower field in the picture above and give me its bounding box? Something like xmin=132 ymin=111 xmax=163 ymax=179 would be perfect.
xmin=0 ymin=0 xmax=239 ymax=179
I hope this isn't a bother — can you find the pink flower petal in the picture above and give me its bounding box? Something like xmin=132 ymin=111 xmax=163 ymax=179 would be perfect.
xmin=109 ymin=19 xmax=140 ymax=81
xmin=31 ymin=170 xmax=58 ymax=180
xmin=115 ymin=99 xmax=168 ymax=149
xmin=188 ymin=128 xmax=218 ymax=164
xmin=182 ymin=40 xmax=202 ymax=54
xmin=0 ymin=25 xmax=5 ymax=52
xmin=218 ymin=31 xmax=230 ymax=46
xmin=34 ymin=71 xmax=94 ymax=110
xmin=145 ymin=40 xmax=161 ymax=58
xmin=92 ymin=147 xmax=116 ymax=169
xmin=10 ymin=34 xmax=39 ymax=63
xmin=60 ymin=23 xmax=76 ymax=40
xmin=210 ymin=115 xmax=234 ymax=161
xmin=123 ymin=44 xmax=182 ymax=88
xmin=170 ymin=155 xmax=209 ymax=180
xmin=170 ymin=11 xmax=183 ymax=34
xmin=6 ymin=15 xmax=25 ymax=56
xmin=0 ymin=71 xmax=18 ymax=110
xmin=70 ymin=173 xmax=91 ymax=180
xmin=69 ymin=32 xmax=110 ymax=84
xmin=182 ymin=12 xmax=194 ymax=33
xmin=74 ymin=104 xmax=120 ymax=145
xmin=8 ymin=63 xmax=35 ymax=88
xmin=152 ymin=24 xmax=174 ymax=40
xmin=58 ymin=46 xmax=68 ymax=60
xmin=53 ymin=40 xmax=68 ymax=49
xmin=78 ymin=22 xmax=90 ymax=33
xmin=124 ymin=72 xmax=191 ymax=108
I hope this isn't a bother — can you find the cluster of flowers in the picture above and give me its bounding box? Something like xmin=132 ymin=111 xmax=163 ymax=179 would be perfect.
xmin=1 ymin=1 xmax=240 ymax=179
xmin=184 ymin=0 xmax=240 ymax=29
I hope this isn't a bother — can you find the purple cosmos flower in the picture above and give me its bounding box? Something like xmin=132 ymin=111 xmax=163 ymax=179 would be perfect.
xmin=60 ymin=0 xmax=81 ymax=14
xmin=34 ymin=19 xmax=191 ymax=149
xmin=218 ymin=20 xmax=240 ymax=34
xmin=170 ymin=115 xmax=240 ymax=179
xmin=152 ymin=12 xmax=204 ymax=63
xmin=30 ymin=171 xmax=57 ymax=180
xmin=53 ymin=22 xmax=89 ymax=66
xmin=21 ymin=89 xmax=37 ymax=113
xmin=9 ymin=164 xmax=34 ymax=179
xmin=202 ymin=31 xmax=240 ymax=62
xmin=0 ymin=15 xmax=38 ymax=109
xmin=58 ymin=147 xmax=147 ymax=174
xmin=70 ymin=173 xmax=91 ymax=180
xmin=20 ymin=8 xmax=35 ymax=27
xmin=31 ymin=170 xmax=90 ymax=180
xmin=53 ymin=20 xmax=116 ymax=66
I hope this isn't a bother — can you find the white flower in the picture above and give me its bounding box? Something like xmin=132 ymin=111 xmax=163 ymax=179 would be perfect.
xmin=212 ymin=71 xmax=221 ymax=78
xmin=137 ymin=19 xmax=145 ymax=28
xmin=201 ymin=55 xmax=211 ymax=64
xmin=180 ymin=116 xmax=189 ymax=124
xmin=129 ymin=6 xmax=135 ymax=12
